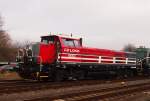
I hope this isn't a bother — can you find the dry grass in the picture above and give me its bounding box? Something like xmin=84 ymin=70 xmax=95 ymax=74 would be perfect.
xmin=0 ymin=71 xmax=22 ymax=80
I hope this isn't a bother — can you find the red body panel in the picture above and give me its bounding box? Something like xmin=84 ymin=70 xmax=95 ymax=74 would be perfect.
xmin=39 ymin=44 xmax=56 ymax=64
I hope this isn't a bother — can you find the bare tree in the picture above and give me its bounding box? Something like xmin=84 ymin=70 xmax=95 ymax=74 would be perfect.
xmin=0 ymin=31 xmax=11 ymax=47
xmin=0 ymin=15 xmax=17 ymax=61
xmin=14 ymin=40 xmax=32 ymax=49
xmin=123 ymin=44 xmax=136 ymax=52
xmin=0 ymin=14 xmax=11 ymax=47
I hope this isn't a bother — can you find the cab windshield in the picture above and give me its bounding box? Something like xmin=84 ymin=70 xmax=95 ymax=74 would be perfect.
xmin=41 ymin=36 xmax=55 ymax=44
xmin=62 ymin=38 xmax=80 ymax=47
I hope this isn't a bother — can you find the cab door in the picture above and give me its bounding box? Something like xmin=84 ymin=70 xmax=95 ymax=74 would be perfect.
xmin=39 ymin=36 xmax=57 ymax=64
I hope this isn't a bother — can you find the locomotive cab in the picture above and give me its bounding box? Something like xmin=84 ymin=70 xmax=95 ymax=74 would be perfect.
xmin=39 ymin=35 xmax=58 ymax=64
xmin=39 ymin=35 xmax=82 ymax=64
xmin=38 ymin=35 xmax=83 ymax=81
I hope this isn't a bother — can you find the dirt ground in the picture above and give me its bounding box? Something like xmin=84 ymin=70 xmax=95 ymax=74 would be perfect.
xmin=0 ymin=71 xmax=22 ymax=80
xmin=103 ymin=91 xmax=150 ymax=101
xmin=132 ymin=92 xmax=150 ymax=101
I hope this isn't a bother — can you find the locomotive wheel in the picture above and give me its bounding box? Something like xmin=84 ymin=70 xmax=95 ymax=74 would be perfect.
xmin=76 ymin=70 xmax=85 ymax=80
xmin=125 ymin=70 xmax=134 ymax=77
xmin=54 ymin=69 xmax=65 ymax=82
xmin=116 ymin=69 xmax=126 ymax=79
xmin=17 ymin=67 xmax=31 ymax=79
xmin=117 ymin=69 xmax=134 ymax=79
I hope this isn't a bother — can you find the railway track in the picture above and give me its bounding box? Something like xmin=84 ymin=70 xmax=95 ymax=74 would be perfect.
xmin=28 ymin=80 xmax=150 ymax=101
xmin=0 ymin=77 xmax=150 ymax=101
xmin=0 ymin=76 xmax=147 ymax=95
xmin=0 ymin=79 xmax=110 ymax=95
xmin=0 ymin=79 xmax=114 ymax=95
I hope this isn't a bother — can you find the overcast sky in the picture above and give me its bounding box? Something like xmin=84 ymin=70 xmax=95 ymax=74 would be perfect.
xmin=0 ymin=0 xmax=150 ymax=50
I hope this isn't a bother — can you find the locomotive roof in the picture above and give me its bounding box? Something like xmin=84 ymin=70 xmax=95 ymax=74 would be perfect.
xmin=41 ymin=34 xmax=81 ymax=40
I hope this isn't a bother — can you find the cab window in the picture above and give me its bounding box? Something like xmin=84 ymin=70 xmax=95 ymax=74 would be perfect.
xmin=41 ymin=36 xmax=55 ymax=44
xmin=62 ymin=38 xmax=80 ymax=47
xmin=74 ymin=40 xmax=80 ymax=47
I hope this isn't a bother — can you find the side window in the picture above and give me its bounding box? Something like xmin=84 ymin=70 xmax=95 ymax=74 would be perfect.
xmin=74 ymin=40 xmax=80 ymax=47
xmin=62 ymin=38 xmax=81 ymax=47
xmin=62 ymin=39 xmax=74 ymax=47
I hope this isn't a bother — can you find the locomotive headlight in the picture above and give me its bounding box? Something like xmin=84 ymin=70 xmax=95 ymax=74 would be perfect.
xmin=131 ymin=67 xmax=136 ymax=68
xmin=29 ymin=58 xmax=32 ymax=61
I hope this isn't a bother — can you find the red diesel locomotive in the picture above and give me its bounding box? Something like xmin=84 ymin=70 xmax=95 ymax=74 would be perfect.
xmin=16 ymin=34 xmax=137 ymax=81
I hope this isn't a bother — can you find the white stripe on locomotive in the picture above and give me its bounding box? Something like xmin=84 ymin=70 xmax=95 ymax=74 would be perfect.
xmin=58 ymin=53 xmax=136 ymax=64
